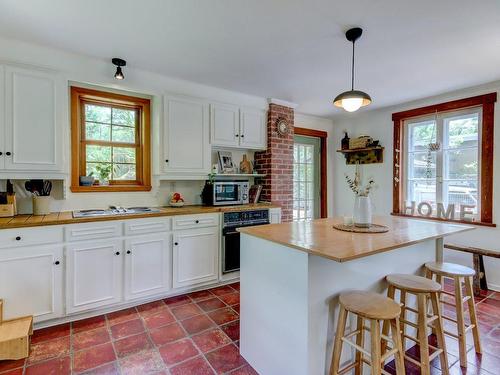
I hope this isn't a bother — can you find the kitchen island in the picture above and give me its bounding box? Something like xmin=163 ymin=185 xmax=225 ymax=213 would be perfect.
xmin=238 ymin=216 xmax=473 ymax=375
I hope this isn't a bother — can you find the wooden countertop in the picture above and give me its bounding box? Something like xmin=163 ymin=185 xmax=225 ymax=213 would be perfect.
xmin=0 ymin=203 xmax=279 ymax=229
xmin=238 ymin=216 xmax=474 ymax=262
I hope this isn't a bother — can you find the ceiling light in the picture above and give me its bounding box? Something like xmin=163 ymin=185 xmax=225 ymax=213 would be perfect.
xmin=334 ymin=28 xmax=372 ymax=112
xmin=112 ymin=58 xmax=126 ymax=80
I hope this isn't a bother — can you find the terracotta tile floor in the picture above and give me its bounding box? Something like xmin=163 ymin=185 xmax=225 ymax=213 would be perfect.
xmin=0 ymin=280 xmax=499 ymax=374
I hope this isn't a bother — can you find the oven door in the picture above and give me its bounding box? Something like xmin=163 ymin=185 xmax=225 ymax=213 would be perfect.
xmin=214 ymin=183 xmax=240 ymax=205
xmin=222 ymin=227 xmax=240 ymax=274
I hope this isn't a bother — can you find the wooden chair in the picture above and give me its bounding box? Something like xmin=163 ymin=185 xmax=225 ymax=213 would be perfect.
xmin=425 ymin=262 xmax=481 ymax=368
xmin=0 ymin=299 xmax=33 ymax=360
xmin=330 ymin=291 xmax=405 ymax=375
xmin=383 ymin=274 xmax=449 ymax=375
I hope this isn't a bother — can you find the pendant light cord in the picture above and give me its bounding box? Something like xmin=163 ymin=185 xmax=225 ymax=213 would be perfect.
xmin=351 ymin=40 xmax=355 ymax=91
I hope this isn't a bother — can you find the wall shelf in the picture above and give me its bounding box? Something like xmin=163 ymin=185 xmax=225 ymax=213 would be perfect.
xmin=337 ymin=147 xmax=384 ymax=165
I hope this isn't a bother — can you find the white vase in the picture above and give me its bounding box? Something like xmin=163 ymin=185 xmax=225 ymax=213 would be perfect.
xmin=354 ymin=195 xmax=372 ymax=228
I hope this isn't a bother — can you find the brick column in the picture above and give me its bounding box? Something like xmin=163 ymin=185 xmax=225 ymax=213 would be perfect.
xmin=254 ymin=103 xmax=294 ymax=222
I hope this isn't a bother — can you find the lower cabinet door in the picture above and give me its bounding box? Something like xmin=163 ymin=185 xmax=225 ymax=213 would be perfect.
xmin=173 ymin=227 xmax=219 ymax=288
xmin=66 ymin=239 xmax=123 ymax=314
xmin=124 ymin=234 xmax=172 ymax=300
xmin=0 ymin=245 xmax=63 ymax=322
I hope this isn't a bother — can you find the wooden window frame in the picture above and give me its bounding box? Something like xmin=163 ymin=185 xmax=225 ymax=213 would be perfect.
xmin=391 ymin=93 xmax=496 ymax=226
xmin=70 ymin=87 xmax=151 ymax=192
xmin=294 ymin=127 xmax=328 ymax=218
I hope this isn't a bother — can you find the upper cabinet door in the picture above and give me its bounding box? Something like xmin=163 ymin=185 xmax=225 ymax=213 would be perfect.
xmin=0 ymin=66 xmax=5 ymax=170
xmin=240 ymin=108 xmax=267 ymax=149
xmin=163 ymin=95 xmax=210 ymax=175
xmin=4 ymin=66 xmax=63 ymax=171
xmin=210 ymin=103 xmax=240 ymax=147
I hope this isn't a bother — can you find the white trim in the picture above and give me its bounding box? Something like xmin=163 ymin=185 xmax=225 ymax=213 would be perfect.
xmin=267 ymin=98 xmax=298 ymax=109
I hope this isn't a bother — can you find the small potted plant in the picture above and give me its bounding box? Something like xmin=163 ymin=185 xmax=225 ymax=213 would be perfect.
xmin=345 ymin=166 xmax=375 ymax=228
xmin=95 ymin=164 xmax=112 ymax=186
xmin=201 ymin=171 xmax=217 ymax=205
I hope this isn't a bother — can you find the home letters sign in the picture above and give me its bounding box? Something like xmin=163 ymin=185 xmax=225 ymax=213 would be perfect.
xmin=403 ymin=201 xmax=476 ymax=222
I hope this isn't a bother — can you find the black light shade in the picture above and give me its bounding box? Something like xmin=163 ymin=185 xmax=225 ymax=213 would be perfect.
xmin=112 ymin=58 xmax=126 ymax=80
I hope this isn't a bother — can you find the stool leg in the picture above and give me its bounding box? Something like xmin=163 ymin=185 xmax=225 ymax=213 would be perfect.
xmin=417 ymin=294 xmax=431 ymax=375
xmin=390 ymin=318 xmax=405 ymax=375
xmin=355 ymin=316 xmax=364 ymax=375
xmin=381 ymin=285 xmax=395 ymax=355
xmin=330 ymin=305 xmax=348 ymax=375
xmin=400 ymin=290 xmax=407 ymax=350
xmin=465 ymin=276 xmax=482 ymax=354
xmin=370 ymin=319 xmax=382 ymax=375
xmin=430 ymin=292 xmax=449 ymax=375
xmin=454 ymin=276 xmax=467 ymax=367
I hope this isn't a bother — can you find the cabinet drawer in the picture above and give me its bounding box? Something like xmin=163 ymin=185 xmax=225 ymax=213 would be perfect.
xmin=125 ymin=217 xmax=172 ymax=236
xmin=0 ymin=226 xmax=63 ymax=249
xmin=173 ymin=214 xmax=219 ymax=230
xmin=65 ymin=222 xmax=122 ymax=242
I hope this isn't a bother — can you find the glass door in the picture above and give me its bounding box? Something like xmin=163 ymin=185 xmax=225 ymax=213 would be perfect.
xmin=293 ymin=135 xmax=320 ymax=220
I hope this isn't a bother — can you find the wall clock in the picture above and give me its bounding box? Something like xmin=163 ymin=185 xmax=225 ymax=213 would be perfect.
xmin=276 ymin=118 xmax=289 ymax=136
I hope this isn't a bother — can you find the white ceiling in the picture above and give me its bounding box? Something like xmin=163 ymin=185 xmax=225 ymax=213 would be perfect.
xmin=1 ymin=0 xmax=500 ymax=117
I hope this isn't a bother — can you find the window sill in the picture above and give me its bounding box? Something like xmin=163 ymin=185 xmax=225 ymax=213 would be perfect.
xmin=390 ymin=212 xmax=496 ymax=227
xmin=71 ymin=185 xmax=152 ymax=193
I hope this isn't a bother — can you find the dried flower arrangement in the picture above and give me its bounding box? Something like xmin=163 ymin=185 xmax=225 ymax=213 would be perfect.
xmin=345 ymin=165 xmax=375 ymax=197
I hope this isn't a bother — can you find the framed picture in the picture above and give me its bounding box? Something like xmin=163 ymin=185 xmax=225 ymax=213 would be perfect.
xmin=218 ymin=151 xmax=235 ymax=173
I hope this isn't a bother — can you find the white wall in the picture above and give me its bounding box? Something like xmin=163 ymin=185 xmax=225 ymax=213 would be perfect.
xmin=332 ymin=81 xmax=500 ymax=290
xmin=295 ymin=114 xmax=335 ymax=217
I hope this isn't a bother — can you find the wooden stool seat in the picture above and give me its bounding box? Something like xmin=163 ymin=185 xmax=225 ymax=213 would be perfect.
xmin=386 ymin=273 xmax=441 ymax=293
xmin=331 ymin=291 xmax=405 ymax=375
xmin=425 ymin=261 xmax=475 ymax=277
xmin=340 ymin=291 xmax=400 ymax=320
xmin=425 ymin=262 xmax=481 ymax=368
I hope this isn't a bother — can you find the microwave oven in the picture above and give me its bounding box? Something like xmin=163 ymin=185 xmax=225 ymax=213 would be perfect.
xmin=208 ymin=181 xmax=249 ymax=206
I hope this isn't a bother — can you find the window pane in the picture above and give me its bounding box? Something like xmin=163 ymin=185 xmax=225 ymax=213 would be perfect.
xmin=305 ymin=145 xmax=313 ymax=162
xmin=113 ymin=164 xmax=136 ymax=180
xmin=443 ymin=181 xmax=478 ymax=212
xmin=408 ymin=152 xmax=436 ymax=179
xmin=409 ymin=120 xmax=436 ymax=151
xmin=445 ymin=113 xmax=479 ymax=148
xmin=407 ymin=181 xmax=437 ymax=207
xmin=445 ymin=148 xmax=478 ymax=179
xmin=112 ymin=147 xmax=136 ymax=164
xmin=112 ymin=125 xmax=136 ymax=143
xmin=86 ymin=162 xmax=112 ymax=179
xmin=85 ymin=104 xmax=111 ymax=123
xmin=306 ymin=182 xmax=314 ymax=200
xmin=86 ymin=145 xmax=111 ymax=162
xmin=85 ymin=122 xmax=110 ymax=141
xmin=112 ymin=108 xmax=136 ymax=126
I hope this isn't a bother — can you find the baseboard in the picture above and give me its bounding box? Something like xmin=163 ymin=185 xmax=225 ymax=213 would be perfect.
xmin=487 ymin=283 xmax=500 ymax=292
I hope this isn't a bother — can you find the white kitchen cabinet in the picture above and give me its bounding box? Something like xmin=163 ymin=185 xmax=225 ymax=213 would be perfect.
xmin=210 ymin=103 xmax=240 ymax=147
xmin=269 ymin=207 xmax=282 ymax=224
xmin=210 ymin=104 xmax=267 ymax=150
xmin=66 ymin=239 xmax=123 ymax=314
xmin=2 ymin=65 xmax=63 ymax=171
xmin=239 ymin=108 xmax=266 ymax=149
xmin=0 ymin=244 xmax=63 ymax=322
xmin=162 ymin=94 xmax=210 ymax=175
xmin=124 ymin=234 xmax=172 ymax=301
xmin=172 ymin=226 xmax=219 ymax=288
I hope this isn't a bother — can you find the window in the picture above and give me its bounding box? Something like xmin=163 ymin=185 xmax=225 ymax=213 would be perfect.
xmin=392 ymin=93 xmax=496 ymax=226
xmin=71 ymin=87 xmax=151 ymax=192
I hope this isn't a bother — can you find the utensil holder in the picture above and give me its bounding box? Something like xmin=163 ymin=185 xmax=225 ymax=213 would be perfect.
xmin=32 ymin=196 xmax=51 ymax=216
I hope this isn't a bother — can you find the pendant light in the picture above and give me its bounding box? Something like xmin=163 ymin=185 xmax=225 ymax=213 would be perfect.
xmin=334 ymin=27 xmax=371 ymax=112
xmin=112 ymin=58 xmax=126 ymax=80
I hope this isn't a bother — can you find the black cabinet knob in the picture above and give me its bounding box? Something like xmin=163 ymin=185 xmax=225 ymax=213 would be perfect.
xmin=195 ymin=220 xmax=199 ymax=224
xmin=115 ymin=251 xmax=120 ymax=255
xmin=6 ymin=152 xmax=11 ymax=156
xmin=54 ymin=261 xmax=60 ymax=265
xmin=174 ymin=242 xmax=178 ymax=246
xmin=241 ymin=134 xmax=245 ymax=138
xmin=0 ymin=152 xmax=3 ymax=156
xmin=165 ymin=159 xmax=169 ymax=163
xmin=15 ymin=236 xmax=21 ymax=241
xmin=235 ymin=134 xmax=239 ymax=137
xmin=126 ymin=250 xmax=131 ymax=254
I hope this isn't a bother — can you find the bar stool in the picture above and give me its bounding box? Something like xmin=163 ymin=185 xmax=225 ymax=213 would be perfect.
xmin=425 ymin=262 xmax=481 ymax=367
xmin=383 ymin=274 xmax=449 ymax=375
xmin=330 ymin=291 xmax=405 ymax=375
